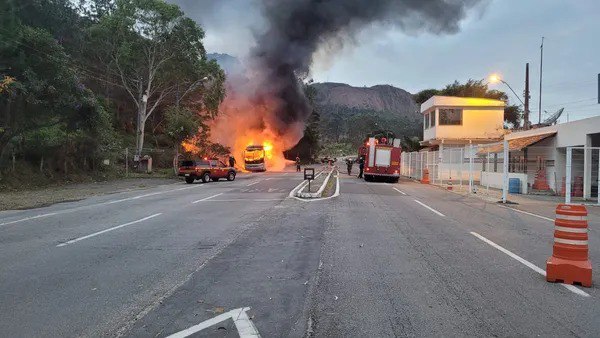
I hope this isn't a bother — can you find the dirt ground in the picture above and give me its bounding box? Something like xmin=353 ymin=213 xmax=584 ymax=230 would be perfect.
xmin=0 ymin=177 xmax=180 ymax=211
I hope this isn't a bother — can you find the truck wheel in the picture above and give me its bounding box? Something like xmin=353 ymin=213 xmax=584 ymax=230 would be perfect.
xmin=227 ymin=171 xmax=236 ymax=181
xmin=202 ymin=172 xmax=211 ymax=183
xmin=364 ymin=175 xmax=372 ymax=182
xmin=185 ymin=177 xmax=195 ymax=184
xmin=390 ymin=177 xmax=399 ymax=183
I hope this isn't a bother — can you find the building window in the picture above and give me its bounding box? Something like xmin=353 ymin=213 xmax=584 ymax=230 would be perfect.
xmin=424 ymin=113 xmax=429 ymax=129
xmin=439 ymin=108 xmax=462 ymax=125
xmin=430 ymin=110 xmax=436 ymax=127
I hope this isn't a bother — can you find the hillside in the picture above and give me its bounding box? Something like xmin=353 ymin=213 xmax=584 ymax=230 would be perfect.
xmin=311 ymin=82 xmax=422 ymax=148
xmin=207 ymin=53 xmax=423 ymax=150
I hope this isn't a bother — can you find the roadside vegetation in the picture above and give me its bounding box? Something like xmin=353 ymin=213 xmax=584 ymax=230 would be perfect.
xmin=0 ymin=0 xmax=226 ymax=189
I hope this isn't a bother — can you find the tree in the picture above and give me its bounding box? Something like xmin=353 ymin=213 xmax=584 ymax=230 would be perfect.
xmin=285 ymin=85 xmax=321 ymax=161
xmin=413 ymin=79 xmax=522 ymax=128
xmin=87 ymin=0 xmax=225 ymax=158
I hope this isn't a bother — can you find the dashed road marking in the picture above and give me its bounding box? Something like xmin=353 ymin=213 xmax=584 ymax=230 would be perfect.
xmin=498 ymin=205 xmax=554 ymax=222
xmin=246 ymin=181 xmax=261 ymax=187
xmin=470 ymin=231 xmax=589 ymax=297
xmin=56 ymin=213 xmax=162 ymax=247
xmin=0 ymin=185 xmax=201 ymax=227
xmin=0 ymin=212 xmax=58 ymax=227
xmin=192 ymin=193 xmax=224 ymax=204
xmin=413 ymin=199 xmax=445 ymax=217
xmin=393 ymin=187 xmax=407 ymax=195
xmin=166 ymin=307 xmax=260 ymax=338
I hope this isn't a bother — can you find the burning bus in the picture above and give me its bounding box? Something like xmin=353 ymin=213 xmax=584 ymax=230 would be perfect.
xmin=243 ymin=145 xmax=267 ymax=172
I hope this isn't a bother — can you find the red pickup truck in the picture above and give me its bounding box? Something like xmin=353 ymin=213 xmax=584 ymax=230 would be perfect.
xmin=178 ymin=159 xmax=236 ymax=184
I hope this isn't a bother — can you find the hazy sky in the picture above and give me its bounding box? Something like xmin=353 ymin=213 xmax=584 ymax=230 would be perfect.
xmin=176 ymin=0 xmax=599 ymax=123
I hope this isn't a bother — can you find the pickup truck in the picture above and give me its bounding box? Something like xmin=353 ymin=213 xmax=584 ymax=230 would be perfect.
xmin=178 ymin=159 xmax=236 ymax=184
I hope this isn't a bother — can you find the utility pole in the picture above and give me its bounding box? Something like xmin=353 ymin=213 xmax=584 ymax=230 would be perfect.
xmin=538 ymin=37 xmax=544 ymax=124
xmin=524 ymin=63 xmax=530 ymax=129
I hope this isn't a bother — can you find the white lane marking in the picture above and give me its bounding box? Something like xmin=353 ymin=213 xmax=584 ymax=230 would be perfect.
xmin=166 ymin=307 xmax=260 ymax=338
xmin=291 ymin=173 xmax=340 ymax=202
xmin=282 ymin=173 xmax=288 ymax=176
xmin=204 ymin=198 xmax=282 ymax=202
xmin=56 ymin=213 xmax=162 ymax=247
xmin=265 ymin=178 xmax=272 ymax=181
xmin=192 ymin=193 xmax=223 ymax=204
xmin=470 ymin=231 xmax=590 ymax=297
xmin=413 ymin=199 xmax=445 ymax=217
xmin=246 ymin=181 xmax=261 ymax=186
xmin=498 ymin=205 xmax=554 ymax=222
xmin=0 ymin=212 xmax=58 ymax=226
xmin=0 ymin=185 xmax=201 ymax=227
xmin=393 ymin=187 xmax=407 ymax=195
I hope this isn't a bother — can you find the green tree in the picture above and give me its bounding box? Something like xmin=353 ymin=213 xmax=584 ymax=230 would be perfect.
xmin=86 ymin=0 xmax=225 ymax=158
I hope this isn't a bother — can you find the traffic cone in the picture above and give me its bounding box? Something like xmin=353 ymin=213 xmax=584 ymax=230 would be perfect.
xmin=546 ymin=204 xmax=592 ymax=287
xmin=421 ymin=168 xmax=430 ymax=184
xmin=447 ymin=176 xmax=453 ymax=190
xmin=573 ymin=176 xmax=583 ymax=197
xmin=532 ymin=168 xmax=551 ymax=190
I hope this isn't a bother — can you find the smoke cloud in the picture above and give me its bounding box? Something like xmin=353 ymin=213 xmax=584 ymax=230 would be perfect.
xmin=171 ymin=0 xmax=486 ymax=164
xmin=251 ymin=0 xmax=486 ymax=136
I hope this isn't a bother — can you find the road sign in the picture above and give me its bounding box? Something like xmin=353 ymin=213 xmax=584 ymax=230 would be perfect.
xmin=304 ymin=168 xmax=315 ymax=180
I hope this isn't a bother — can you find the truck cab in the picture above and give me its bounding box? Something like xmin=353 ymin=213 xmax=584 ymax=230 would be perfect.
xmin=361 ymin=134 xmax=402 ymax=183
xmin=178 ymin=159 xmax=236 ymax=184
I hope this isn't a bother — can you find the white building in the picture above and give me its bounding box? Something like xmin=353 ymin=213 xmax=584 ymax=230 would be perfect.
xmin=420 ymin=96 xmax=505 ymax=149
xmin=499 ymin=116 xmax=600 ymax=198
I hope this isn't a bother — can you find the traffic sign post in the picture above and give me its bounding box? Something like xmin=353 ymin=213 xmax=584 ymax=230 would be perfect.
xmin=304 ymin=168 xmax=315 ymax=192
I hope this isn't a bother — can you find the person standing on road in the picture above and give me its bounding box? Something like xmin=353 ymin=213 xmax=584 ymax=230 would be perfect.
xmin=228 ymin=155 xmax=236 ymax=168
xmin=296 ymin=156 xmax=301 ymax=172
xmin=357 ymin=156 xmax=364 ymax=178
xmin=346 ymin=158 xmax=353 ymax=175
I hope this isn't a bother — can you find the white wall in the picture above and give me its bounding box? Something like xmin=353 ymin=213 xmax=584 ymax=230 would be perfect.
xmin=432 ymin=108 xmax=504 ymax=140
xmin=481 ymin=172 xmax=528 ymax=194
xmin=421 ymin=96 xmax=505 ymax=144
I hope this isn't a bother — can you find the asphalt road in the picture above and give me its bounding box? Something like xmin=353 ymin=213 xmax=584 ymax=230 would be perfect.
xmin=1 ymin=166 xmax=600 ymax=337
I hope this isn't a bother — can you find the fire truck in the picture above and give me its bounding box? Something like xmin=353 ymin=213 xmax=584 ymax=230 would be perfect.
xmin=243 ymin=145 xmax=267 ymax=172
xmin=359 ymin=131 xmax=402 ymax=183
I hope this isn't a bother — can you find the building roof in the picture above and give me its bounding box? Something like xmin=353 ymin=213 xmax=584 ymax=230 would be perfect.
xmin=477 ymin=131 xmax=557 ymax=154
xmin=421 ymin=96 xmax=506 ymax=113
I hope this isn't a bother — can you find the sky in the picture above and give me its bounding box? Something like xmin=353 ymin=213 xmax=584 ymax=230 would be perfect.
xmin=175 ymin=0 xmax=599 ymax=124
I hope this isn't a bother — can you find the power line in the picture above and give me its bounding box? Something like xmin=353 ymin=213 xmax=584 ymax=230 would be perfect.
xmin=543 ymin=98 xmax=597 ymax=108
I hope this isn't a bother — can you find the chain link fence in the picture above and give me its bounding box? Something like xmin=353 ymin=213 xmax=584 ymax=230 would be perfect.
xmin=401 ymin=143 xmax=600 ymax=205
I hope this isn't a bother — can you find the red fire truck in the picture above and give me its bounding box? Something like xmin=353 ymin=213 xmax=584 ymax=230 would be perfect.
xmin=359 ymin=131 xmax=402 ymax=183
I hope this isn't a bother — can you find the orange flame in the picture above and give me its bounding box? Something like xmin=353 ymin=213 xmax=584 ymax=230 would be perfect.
xmin=208 ymin=94 xmax=302 ymax=172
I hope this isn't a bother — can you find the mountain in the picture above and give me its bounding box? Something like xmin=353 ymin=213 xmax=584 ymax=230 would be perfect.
xmin=207 ymin=53 xmax=423 ymax=148
xmin=311 ymin=82 xmax=422 ymax=147
xmin=207 ymin=53 xmax=243 ymax=75
xmin=312 ymin=82 xmax=418 ymax=115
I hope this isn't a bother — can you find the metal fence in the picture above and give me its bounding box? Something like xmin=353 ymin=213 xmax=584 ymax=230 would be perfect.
xmin=401 ymin=143 xmax=600 ymax=205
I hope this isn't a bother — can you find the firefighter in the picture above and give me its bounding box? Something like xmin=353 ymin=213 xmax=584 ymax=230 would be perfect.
xmin=228 ymin=155 xmax=236 ymax=168
xmin=295 ymin=156 xmax=301 ymax=172
xmin=357 ymin=156 xmax=364 ymax=178
xmin=345 ymin=158 xmax=353 ymax=175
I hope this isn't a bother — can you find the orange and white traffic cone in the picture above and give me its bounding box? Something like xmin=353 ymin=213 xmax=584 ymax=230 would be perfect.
xmin=546 ymin=204 xmax=592 ymax=287
xmin=447 ymin=176 xmax=453 ymax=190
xmin=421 ymin=168 xmax=430 ymax=184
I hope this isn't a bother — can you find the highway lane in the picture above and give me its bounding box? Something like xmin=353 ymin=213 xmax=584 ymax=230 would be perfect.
xmin=0 ymin=171 xmax=305 ymax=337
xmin=3 ymin=169 xmax=600 ymax=337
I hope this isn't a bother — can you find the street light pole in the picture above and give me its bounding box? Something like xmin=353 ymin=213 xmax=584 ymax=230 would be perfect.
xmin=524 ymin=63 xmax=530 ymax=129
xmin=499 ymin=79 xmax=524 ymax=106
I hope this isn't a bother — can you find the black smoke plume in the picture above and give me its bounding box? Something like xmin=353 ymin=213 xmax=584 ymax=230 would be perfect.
xmin=251 ymin=0 xmax=486 ymax=136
